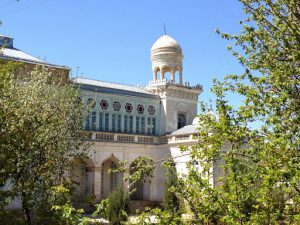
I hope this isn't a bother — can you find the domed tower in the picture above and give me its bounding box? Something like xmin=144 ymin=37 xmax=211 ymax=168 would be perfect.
xmin=151 ymin=35 xmax=183 ymax=84
xmin=147 ymin=35 xmax=203 ymax=135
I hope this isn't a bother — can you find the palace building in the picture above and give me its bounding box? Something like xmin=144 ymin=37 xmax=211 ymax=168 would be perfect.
xmin=71 ymin=34 xmax=202 ymax=204
xmin=1 ymin=33 xmax=203 ymax=207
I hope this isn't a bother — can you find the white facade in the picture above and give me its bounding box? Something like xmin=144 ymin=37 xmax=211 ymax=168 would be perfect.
xmin=72 ymin=35 xmax=203 ymax=203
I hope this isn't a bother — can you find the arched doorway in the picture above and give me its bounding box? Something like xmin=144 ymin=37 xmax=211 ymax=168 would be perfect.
xmin=70 ymin=158 xmax=94 ymax=202
xmin=101 ymin=156 xmax=123 ymax=199
xmin=129 ymin=160 xmax=150 ymax=201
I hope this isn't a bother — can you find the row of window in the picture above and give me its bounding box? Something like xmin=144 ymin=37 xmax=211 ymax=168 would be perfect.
xmin=85 ymin=112 xmax=157 ymax=135
xmin=85 ymin=98 xmax=156 ymax=115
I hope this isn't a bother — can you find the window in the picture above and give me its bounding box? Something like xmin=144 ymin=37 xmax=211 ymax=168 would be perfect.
xmin=112 ymin=114 xmax=116 ymax=132
xmin=129 ymin=116 xmax=133 ymax=133
xmin=147 ymin=118 xmax=151 ymax=134
xmin=105 ymin=113 xmax=109 ymax=131
xmin=124 ymin=115 xmax=128 ymax=133
xmin=125 ymin=103 xmax=133 ymax=113
xmin=177 ymin=112 xmax=186 ymax=129
xmin=141 ymin=117 xmax=145 ymax=134
xmin=136 ymin=116 xmax=140 ymax=134
xmin=117 ymin=115 xmax=122 ymax=132
xmin=85 ymin=114 xmax=90 ymax=130
xmin=152 ymin=118 xmax=156 ymax=135
xmin=148 ymin=106 xmax=155 ymax=115
xmin=91 ymin=111 xmax=96 ymax=130
xmin=99 ymin=112 xmax=104 ymax=131
xmin=137 ymin=105 xmax=144 ymax=114
xmin=100 ymin=100 xmax=109 ymax=110
xmin=113 ymin=101 xmax=121 ymax=111
xmin=87 ymin=98 xmax=95 ymax=109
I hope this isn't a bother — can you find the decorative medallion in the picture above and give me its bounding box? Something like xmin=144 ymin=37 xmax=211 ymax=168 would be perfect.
xmin=125 ymin=103 xmax=133 ymax=113
xmin=148 ymin=106 xmax=155 ymax=115
xmin=87 ymin=98 xmax=95 ymax=108
xmin=113 ymin=101 xmax=121 ymax=111
xmin=100 ymin=100 xmax=109 ymax=110
xmin=137 ymin=104 xmax=144 ymax=114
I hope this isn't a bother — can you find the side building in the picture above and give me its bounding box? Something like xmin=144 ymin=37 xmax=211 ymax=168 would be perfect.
xmin=0 ymin=34 xmax=69 ymax=82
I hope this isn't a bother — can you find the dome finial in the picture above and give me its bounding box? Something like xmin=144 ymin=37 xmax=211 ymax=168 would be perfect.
xmin=163 ymin=24 xmax=167 ymax=35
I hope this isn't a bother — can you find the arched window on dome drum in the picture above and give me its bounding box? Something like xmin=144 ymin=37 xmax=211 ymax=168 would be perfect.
xmin=177 ymin=112 xmax=186 ymax=129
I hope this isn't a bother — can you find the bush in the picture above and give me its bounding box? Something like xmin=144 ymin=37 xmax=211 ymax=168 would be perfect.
xmin=94 ymin=185 xmax=129 ymax=225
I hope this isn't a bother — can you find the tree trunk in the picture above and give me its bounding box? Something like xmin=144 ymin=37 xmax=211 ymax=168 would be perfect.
xmin=22 ymin=193 xmax=32 ymax=225
xmin=23 ymin=207 xmax=32 ymax=225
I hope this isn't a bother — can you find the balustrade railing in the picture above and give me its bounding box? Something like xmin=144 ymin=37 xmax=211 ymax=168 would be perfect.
xmin=80 ymin=131 xmax=195 ymax=145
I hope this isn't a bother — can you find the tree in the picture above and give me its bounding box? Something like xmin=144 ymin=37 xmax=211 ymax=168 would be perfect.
xmin=0 ymin=61 xmax=89 ymax=225
xmin=136 ymin=1 xmax=300 ymax=224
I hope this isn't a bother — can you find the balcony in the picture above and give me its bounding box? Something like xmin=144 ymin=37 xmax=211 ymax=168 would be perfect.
xmin=148 ymin=79 xmax=202 ymax=90
xmin=79 ymin=131 xmax=169 ymax=145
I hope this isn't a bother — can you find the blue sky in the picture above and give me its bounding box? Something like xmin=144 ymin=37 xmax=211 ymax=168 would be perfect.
xmin=0 ymin=0 xmax=246 ymax=109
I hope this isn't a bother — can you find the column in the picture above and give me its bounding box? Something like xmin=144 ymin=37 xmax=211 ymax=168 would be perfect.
xmin=179 ymin=71 xmax=183 ymax=84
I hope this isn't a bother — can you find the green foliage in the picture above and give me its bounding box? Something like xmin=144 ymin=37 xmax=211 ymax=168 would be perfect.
xmin=162 ymin=161 xmax=181 ymax=216
xmin=134 ymin=207 xmax=187 ymax=225
xmin=165 ymin=0 xmax=300 ymax=224
xmin=50 ymin=186 xmax=90 ymax=225
xmin=0 ymin=63 xmax=89 ymax=224
xmin=94 ymin=185 xmax=129 ymax=225
xmin=111 ymin=156 xmax=155 ymax=196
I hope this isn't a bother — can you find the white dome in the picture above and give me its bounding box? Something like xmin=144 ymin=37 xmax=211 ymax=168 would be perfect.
xmin=151 ymin=35 xmax=181 ymax=51
xmin=150 ymin=35 xmax=183 ymax=84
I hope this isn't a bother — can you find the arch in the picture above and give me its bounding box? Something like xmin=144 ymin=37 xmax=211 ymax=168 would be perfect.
xmin=101 ymin=156 xmax=123 ymax=199
xmin=70 ymin=157 xmax=94 ymax=202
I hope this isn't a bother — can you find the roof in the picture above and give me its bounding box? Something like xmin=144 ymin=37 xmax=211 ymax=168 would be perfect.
xmin=0 ymin=47 xmax=45 ymax=63
xmin=151 ymin=35 xmax=181 ymax=51
xmin=73 ymin=77 xmax=160 ymax=99
xmin=170 ymin=124 xmax=199 ymax=136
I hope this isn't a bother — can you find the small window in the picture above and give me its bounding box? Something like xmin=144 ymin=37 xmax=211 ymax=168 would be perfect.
xmin=113 ymin=101 xmax=121 ymax=111
xmin=91 ymin=112 xmax=96 ymax=130
xmin=147 ymin=118 xmax=151 ymax=134
xmin=100 ymin=100 xmax=109 ymax=110
xmin=105 ymin=113 xmax=109 ymax=131
xmin=99 ymin=112 xmax=104 ymax=131
xmin=178 ymin=112 xmax=186 ymax=129
xmin=129 ymin=116 xmax=133 ymax=133
xmin=85 ymin=114 xmax=90 ymax=130
xmin=125 ymin=103 xmax=133 ymax=113
xmin=148 ymin=106 xmax=155 ymax=115
xmin=87 ymin=98 xmax=95 ymax=109
xmin=117 ymin=115 xmax=122 ymax=132
xmin=124 ymin=115 xmax=128 ymax=133
xmin=141 ymin=117 xmax=145 ymax=134
xmin=112 ymin=114 xmax=116 ymax=132
xmin=137 ymin=105 xmax=144 ymax=114
xmin=152 ymin=118 xmax=156 ymax=135
xmin=136 ymin=116 xmax=140 ymax=134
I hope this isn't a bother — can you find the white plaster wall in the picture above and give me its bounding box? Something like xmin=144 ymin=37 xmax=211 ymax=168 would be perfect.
xmin=90 ymin=141 xmax=171 ymax=201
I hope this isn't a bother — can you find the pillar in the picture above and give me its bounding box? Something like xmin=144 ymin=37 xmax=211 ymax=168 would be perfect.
xmin=171 ymin=70 xmax=175 ymax=82
xmin=153 ymin=71 xmax=157 ymax=81
xmin=93 ymin=168 xmax=102 ymax=200
xmin=179 ymin=71 xmax=183 ymax=84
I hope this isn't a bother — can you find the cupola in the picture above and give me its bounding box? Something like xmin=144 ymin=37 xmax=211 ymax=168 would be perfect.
xmin=151 ymin=35 xmax=183 ymax=84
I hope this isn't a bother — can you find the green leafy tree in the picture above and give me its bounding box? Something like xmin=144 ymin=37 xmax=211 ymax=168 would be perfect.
xmin=168 ymin=0 xmax=300 ymax=224
xmin=0 ymin=62 xmax=89 ymax=224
